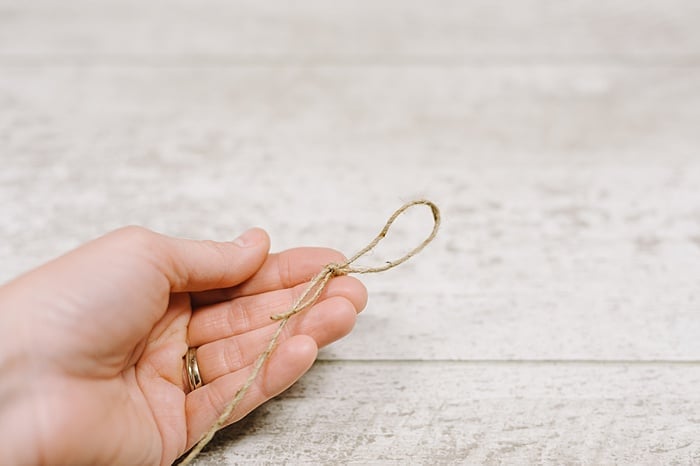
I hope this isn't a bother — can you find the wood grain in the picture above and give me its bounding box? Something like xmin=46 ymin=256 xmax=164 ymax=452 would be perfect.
xmin=2 ymin=67 xmax=699 ymax=360
xmin=193 ymin=361 xmax=700 ymax=464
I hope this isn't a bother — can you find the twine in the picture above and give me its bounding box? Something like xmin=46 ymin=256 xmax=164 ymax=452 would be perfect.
xmin=179 ymin=199 xmax=441 ymax=465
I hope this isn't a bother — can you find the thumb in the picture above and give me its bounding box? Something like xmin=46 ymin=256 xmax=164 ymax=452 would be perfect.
xmin=155 ymin=227 xmax=271 ymax=292
xmin=1 ymin=226 xmax=271 ymax=311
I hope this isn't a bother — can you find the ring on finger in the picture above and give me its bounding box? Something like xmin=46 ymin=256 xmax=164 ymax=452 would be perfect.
xmin=184 ymin=347 xmax=203 ymax=392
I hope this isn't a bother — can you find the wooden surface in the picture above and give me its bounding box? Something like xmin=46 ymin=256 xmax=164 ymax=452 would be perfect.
xmin=1 ymin=1 xmax=700 ymax=464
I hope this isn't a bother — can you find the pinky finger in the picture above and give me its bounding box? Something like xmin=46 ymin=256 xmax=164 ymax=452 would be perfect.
xmin=184 ymin=334 xmax=318 ymax=448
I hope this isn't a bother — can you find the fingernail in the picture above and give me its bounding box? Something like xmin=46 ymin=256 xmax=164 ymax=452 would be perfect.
xmin=233 ymin=228 xmax=263 ymax=247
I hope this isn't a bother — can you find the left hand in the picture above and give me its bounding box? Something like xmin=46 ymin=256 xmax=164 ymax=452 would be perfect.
xmin=0 ymin=226 xmax=367 ymax=465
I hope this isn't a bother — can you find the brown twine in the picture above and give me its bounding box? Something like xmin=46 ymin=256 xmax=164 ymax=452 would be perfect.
xmin=179 ymin=199 xmax=441 ymax=465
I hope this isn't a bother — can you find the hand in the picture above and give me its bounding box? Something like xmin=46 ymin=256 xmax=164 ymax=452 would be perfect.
xmin=0 ymin=226 xmax=367 ymax=465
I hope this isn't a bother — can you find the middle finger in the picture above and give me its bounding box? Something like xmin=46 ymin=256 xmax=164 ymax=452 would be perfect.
xmin=187 ymin=275 xmax=366 ymax=347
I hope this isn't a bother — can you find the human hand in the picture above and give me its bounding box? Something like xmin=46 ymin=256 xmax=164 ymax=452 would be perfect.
xmin=0 ymin=226 xmax=367 ymax=465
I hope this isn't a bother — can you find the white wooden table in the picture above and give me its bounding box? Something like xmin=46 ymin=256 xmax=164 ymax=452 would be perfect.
xmin=1 ymin=1 xmax=699 ymax=463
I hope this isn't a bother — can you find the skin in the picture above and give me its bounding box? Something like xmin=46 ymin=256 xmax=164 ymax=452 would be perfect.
xmin=0 ymin=226 xmax=367 ymax=465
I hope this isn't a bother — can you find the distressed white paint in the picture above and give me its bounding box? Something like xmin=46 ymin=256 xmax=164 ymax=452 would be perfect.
xmin=2 ymin=68 xmax=699 ymax=360
xmin=194 ymin=362 xmax=700 ymax=464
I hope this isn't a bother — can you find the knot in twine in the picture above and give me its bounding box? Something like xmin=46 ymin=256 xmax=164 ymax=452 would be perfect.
xmin=181 ymin=199 xmax=441 ymax=464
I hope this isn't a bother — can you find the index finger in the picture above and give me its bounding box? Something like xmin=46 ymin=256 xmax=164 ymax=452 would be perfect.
xmin=190 ymin=247 xmax=345 ymax=308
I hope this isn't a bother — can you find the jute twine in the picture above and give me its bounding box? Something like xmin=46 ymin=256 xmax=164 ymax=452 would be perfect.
xmin=179 ymin=199 xmax=441 ymax=465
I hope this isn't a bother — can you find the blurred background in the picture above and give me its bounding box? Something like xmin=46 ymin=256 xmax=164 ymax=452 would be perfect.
xmin=1 ymin=1 xmax=700 ymax=463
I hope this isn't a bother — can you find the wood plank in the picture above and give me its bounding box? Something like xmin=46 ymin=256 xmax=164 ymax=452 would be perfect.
xmin=1 ymin=66 xmax=698 ymax=158
xmin=0 ymin=1 xmax=699 ymax=61
xmin=1 ymin=66 xmax=699 ymax=359
xmin=191 ymin=361 xmax=700 ymax=464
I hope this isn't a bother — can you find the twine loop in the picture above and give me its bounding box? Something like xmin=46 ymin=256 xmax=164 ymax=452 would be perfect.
xmin=180 ymin=199 xmax=441 ymax=465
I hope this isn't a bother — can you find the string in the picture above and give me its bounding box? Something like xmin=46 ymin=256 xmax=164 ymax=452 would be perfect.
xmin=179 ymin=199 xmax=441 ymax=465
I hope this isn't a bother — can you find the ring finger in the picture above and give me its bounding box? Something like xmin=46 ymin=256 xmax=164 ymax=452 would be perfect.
xmin=193 ymin=295 xmax=357 ymax=384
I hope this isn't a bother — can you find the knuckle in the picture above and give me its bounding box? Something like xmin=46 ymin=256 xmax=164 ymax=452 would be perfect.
xmin=111 ymin=225 xmax=157 ymax=247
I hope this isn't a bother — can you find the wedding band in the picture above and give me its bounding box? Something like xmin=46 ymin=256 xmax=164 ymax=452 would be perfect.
xmin=185 ymin=347 xmax=203 ymax=392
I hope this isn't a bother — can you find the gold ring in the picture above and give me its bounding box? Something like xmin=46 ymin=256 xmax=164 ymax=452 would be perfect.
xmin=184 ymin=347 xmax=203 ymax=392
